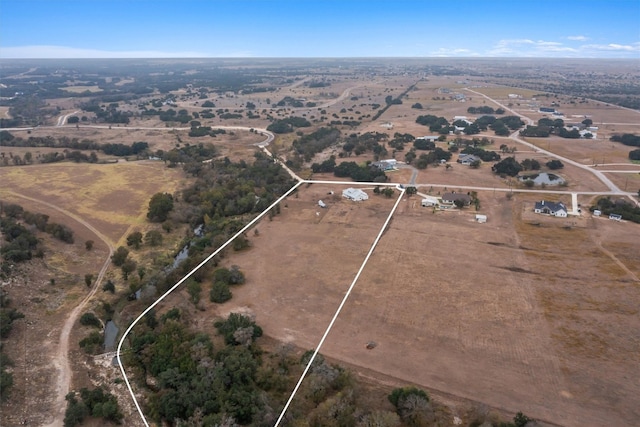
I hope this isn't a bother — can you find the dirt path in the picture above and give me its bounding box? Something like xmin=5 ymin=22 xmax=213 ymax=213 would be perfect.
xmin=589 ymin=219 xmax=640 ymax=282
xmin=8 ymin=192 xmax=115 ymax=427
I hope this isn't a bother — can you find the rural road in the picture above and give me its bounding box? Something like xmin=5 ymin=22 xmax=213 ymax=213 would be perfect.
xmin=6 ymin=192 xmax=115 ymax=427
xmin=464 ymin=88 xmax=629 ymax=195
xmin=56 ymin=111 xmax=79 ymax=127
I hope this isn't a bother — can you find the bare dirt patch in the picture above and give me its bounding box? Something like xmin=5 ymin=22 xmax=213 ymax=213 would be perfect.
xmin=191 ymin=184 xmax=640 ymax=427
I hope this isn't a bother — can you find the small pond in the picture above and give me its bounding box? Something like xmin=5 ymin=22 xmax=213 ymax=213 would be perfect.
xmin=519 ymin=172 xmax=565 ymax=186
xmin=103 ymin=320 xmax=119 ymax=352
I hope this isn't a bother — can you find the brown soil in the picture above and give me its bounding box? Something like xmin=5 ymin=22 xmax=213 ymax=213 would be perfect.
xmin=193 ymin=185 xmax=640 ymax=427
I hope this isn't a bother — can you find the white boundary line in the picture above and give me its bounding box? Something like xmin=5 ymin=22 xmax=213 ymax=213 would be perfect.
xmin=117 ymin=179 xmax=404 ymax=426
xmin=274 ymin=186 xmax=405 ymax=426
xmin=116 ymin=181 xmax=304 ymax=427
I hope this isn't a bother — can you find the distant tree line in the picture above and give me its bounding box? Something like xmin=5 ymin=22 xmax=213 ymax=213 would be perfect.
xmin=266 ymin=116 xmax=311 ymax=133
xmin=467 ymin=106 xmax=505 ymax=115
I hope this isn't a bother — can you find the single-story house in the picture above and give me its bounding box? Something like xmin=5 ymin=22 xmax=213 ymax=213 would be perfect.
xmin=441 ymin=192 xmax=471 ymax=207
xmin=609 ymin=213 xmax=622 ymax=221
xmin=342 ymin=188 xmax=369 ymax=202
xmin=457 ymin=154 xmax=481 ymax=165
xmin=371 ymin=160 xmax=396 ymax=171
xmin=593 ymin=210 xmax=601 ymax=217
xmin=475 ymin=214 xmax=487 ymax=223
xmin=421 ymin=196 xmax=440 ymax=207
xmin=416 ymin=135 xmax=439 ymax=142
xmin=534 ymin=201 xmax=568 ymax=217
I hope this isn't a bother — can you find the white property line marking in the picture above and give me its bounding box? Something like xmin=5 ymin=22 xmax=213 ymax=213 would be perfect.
xmin=274 ymin=187 xmax=406 ymax=426
xmin=117 ymin=180 xmax=304 ymax=427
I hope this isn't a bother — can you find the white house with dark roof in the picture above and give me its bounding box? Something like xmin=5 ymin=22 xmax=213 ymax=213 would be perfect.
xmin=534 ymin=201 xmax=567 ymax=217
xmin=457 ymin=154 xmax=481 ymax=165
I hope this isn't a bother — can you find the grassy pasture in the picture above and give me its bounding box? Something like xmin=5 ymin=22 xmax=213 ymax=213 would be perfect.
xmin=62 ymin=85 xmax=103 ymax=93
xmin=0 ymin=160 xmax=187 ymax=245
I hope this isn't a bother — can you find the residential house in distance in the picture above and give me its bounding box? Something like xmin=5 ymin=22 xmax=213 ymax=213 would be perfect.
xmin=457 ymin=154 xmax=481 ymax=165
xmin=475 ymin=214 xmax=487 ymax=223
xmin=421 ymin=195 xmax=440 ymax=207
xmin=609 ymin=213 xmax=622 ymax=221
xmin=342 ymin=188 xmax=369 ymax=202
xmin=441 ymin=192 xmax=471 ymax=208
xmin=534 ymin=200 xmax=568 ymax=217
xmin=372 ymin=159 xmax=397 ymax=171
xmin=416 ymin=135 xmax=439 ymax=142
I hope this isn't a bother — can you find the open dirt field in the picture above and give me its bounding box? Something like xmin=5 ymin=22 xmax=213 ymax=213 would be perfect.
xmin=200 ymin=184 xmax=640 ymax=427
xmin=524 ymin=136 xmax=636 ymax=166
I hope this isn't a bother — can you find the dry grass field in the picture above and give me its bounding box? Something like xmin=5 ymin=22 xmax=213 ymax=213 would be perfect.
xmin=0 ymin=161 xmax=186 ymax=245
xmin=0 ymin=159 xmax=192 ymax=426
xmin=3 ymin=63 xmax=639 ymax=426
xmin=196 ymin=184 xmax=640 ymax=427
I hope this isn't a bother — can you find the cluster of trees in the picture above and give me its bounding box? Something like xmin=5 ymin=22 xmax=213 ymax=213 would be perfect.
xmin=417 ymin=114 xmax=524 ymax=136
xmin=629 ymin=149 xmax=640 ymax=161
xmin=124 ymin=311 xmax=266 ymax=424
xmin=210 ymin=265 xmax=246 ymax=303
xmin=416 ymin=114 xmax=450 ymax=134
xmin=0 ymin=289 xmax=24 ymax=401
xmin=592 ymin=197 xmax=640 ymax=224
xmin=266 ymin=116 xmax=311 ymax=133
xmin=388 ymin=132 xmax=417 ymax=151
xmin=341 ymin=131 xmax=388 ymax=159
xmin=64 ymin=387 xmax=123 ymax=426
xmin=333 ymin=161 xmax=387 ymax=182
xmin=492 ymin=157 xmax=523 ymax=177
xmin=405 ymin=147 xmax=452 ymax=169
xmin=147 ymin=193 xmax=174 ymax=222
xmin=460 ymin=146 xmax=501 ymax=162
xmin=611 ymin=133 xmax=640 ymax=147
xmin=520 ymin=118 xmax=593 ymax=139
xmin=0 ymin=202 xmax=74 ymax=264
xmin=275 ymin=96 xmax=305 ymax=107
xmin=311 ymin=156 xmax=337 ymax=173
xmin=292 ymin=127 xmax=341 ymax=163
xmin=546 ymin=159 xmax=564 ymax=169
xmin=467 ymin=106 xmax=505 ymax=114
xmin=81 ymin=102 xmax=132 ymax=124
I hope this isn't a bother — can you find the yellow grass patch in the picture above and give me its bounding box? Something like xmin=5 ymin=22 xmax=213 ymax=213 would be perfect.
xmin=0 ymin=161 xmax=188 ymax=244
xmin=62 ymin=85 xmax=103 ymax=93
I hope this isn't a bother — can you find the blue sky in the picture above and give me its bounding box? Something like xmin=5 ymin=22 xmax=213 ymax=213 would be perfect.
xmin=1 ymin=0 xmax=638 ymax=58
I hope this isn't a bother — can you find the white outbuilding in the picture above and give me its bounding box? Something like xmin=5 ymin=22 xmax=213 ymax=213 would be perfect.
xmin=342 ymin=188 xmax=369 ymax=202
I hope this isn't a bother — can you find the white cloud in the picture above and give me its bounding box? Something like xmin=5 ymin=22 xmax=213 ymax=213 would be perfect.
xmin=429 ymin=47 xmax=478 ymax=57
xmin=0 ymin=45 xmax=220 ymax=58
xmin=567 ymin=35 xmax=589 ymax=41
xmin=582 ymin=42 xmax=640 ymax=52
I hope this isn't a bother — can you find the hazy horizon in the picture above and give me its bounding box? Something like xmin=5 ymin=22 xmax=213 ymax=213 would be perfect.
xmin=1 ymin=0 xmax=638 ymax=60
